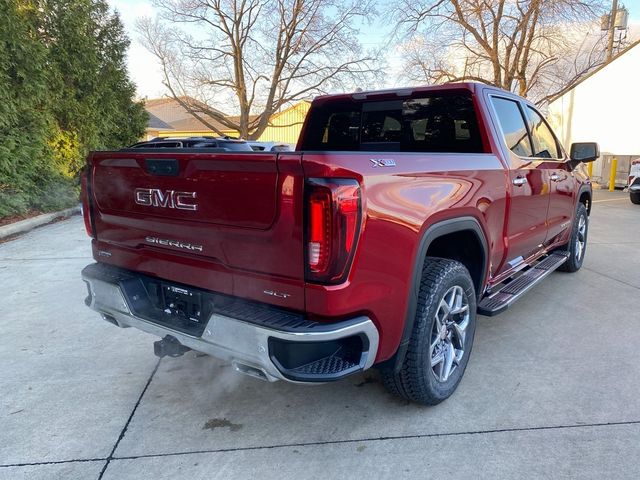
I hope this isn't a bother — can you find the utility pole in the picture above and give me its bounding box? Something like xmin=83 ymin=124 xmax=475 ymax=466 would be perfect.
xmin=606 ymin=0 xmax=619 ymax=62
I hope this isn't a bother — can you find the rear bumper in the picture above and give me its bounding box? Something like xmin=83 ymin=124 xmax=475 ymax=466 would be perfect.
xmin=81 ymin=263 xmax=379 ymax=383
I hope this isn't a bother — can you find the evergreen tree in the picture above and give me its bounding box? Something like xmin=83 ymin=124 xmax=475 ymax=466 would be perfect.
xmin=0 ymin=0 xmax=55 ymax=216
xmin=0 ymin=0 xmax=146 ymax=218
xmin=43 ymin=0 xmax=146 ymax=175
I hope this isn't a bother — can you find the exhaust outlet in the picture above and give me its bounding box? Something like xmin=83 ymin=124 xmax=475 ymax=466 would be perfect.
xmin=101 ymin=313 xmax=119 ymax=326
xmin=232 ymin=361 xmax=269 ymax=381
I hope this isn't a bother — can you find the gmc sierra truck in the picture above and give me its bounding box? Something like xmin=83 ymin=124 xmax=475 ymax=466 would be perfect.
xmin=81 ymin=83 xmax=598 ymax=405
xmin=630 ymin=159 xmax=640 ymax=204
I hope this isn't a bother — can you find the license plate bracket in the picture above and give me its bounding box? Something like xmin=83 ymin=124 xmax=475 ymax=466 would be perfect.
xmin=161 ymin=283 xmax=204 ymax=324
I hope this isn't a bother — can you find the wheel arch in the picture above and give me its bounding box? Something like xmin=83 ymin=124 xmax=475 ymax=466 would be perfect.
xmin=578 ymin=186 xmax=592 ymax=215
xmin=382 ymin=216 xmax=489 ymax=373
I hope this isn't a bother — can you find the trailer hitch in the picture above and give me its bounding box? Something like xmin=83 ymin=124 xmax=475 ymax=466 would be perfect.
xmin=154 ymin=335 xmax=191 ymax=358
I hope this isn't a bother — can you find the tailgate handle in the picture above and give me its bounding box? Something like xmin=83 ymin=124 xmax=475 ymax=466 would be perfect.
xmin=145 ymin=159 xmax=179 ymax=176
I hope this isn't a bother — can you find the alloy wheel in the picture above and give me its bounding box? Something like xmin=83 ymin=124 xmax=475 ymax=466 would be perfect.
xmin=575 ymin=214 xmax=587 ymax=262
xmin=430 ymin=285 xmax=470 ymax=383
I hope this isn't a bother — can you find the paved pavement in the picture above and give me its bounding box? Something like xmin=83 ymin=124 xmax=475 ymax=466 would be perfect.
xmin=1 ymin=190 xmax=639 ymax=479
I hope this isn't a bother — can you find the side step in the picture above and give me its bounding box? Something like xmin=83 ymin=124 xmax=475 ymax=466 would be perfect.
xmin=478 ymin=252 xmax=569 ymax=316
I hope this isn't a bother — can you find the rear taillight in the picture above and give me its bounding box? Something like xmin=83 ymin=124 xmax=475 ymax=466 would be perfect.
xmin=305 ymin=178 xmax=362 ymax=284
xmin=80 ymin=168 xmax=95 ymax=238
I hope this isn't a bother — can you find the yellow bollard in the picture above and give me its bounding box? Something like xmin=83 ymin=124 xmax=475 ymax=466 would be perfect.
xmin=587 ymin=161 xmax=593 ymax=177
xmin=609 ymin=157 xmax=618 ymax=192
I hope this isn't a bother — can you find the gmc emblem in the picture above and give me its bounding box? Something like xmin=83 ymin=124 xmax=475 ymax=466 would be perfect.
xmin=134 ymin=188 xmax=198 ymax=211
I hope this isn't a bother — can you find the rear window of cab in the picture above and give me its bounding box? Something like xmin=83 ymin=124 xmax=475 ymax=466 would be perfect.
xmin=300 ymin=92 xmax=484 ymax=153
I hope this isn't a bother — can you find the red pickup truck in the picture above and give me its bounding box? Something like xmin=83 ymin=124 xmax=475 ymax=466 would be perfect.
xmin=81 ymin=83 xmax=598 ymax=404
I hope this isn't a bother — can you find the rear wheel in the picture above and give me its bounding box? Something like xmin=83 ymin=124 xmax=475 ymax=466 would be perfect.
xmin=558 ymin=203 xmax=589 ymax=273
xmin=381 ymin=257 xmax=476 ymax=405
xmin=631 ymin=192 xmax=640 ymax=205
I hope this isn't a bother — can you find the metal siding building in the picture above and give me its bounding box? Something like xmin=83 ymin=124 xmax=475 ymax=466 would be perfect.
xmin=145 ymin=98 xmax=310 ymax=146
xmin=257 ymin=101 xmax=311 ymax=145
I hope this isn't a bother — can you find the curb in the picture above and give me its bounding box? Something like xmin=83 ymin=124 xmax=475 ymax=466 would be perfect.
xmin=0 ymin=206 xmax=81 ymax=240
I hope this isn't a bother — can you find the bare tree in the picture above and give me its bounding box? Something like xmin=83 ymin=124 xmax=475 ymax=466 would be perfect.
xmin=394 ymin=0 xmax=609 ymax=104
xmin=138 ymin=0 xmax=378 ymax=139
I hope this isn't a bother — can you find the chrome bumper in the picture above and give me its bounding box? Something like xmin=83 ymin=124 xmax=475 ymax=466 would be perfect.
xmin=82 ymin=264 xmax=379 ymax=383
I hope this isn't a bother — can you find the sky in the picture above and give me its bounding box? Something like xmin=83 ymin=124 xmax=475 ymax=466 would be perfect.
xmin=108 ymin=0 xmax=640 ymax=102
xmin=109 ymin=0 xmax=162 ymax=98
xmin=108 ymin=0 xmax=398 ymax=99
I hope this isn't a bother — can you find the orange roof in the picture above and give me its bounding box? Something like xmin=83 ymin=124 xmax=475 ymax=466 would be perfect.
xmin=145 ymin=96 xmax=228 ymax=126
xmin=145 ymin=97 xmax=310 ymax=134
xmin=169 ymin=116 xmax=235 ymax=133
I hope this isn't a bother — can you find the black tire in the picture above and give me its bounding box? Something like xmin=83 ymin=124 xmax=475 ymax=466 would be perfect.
xmin=381 ymin=257 xmax=476 ymax=405
xmin=631 ymin=192 xmax=640 ymax=205
xmin=558 ymin=203 xmax=589 ymax=273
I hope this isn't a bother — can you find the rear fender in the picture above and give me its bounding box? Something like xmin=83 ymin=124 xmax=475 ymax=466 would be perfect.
xmin=383 ymin=217 xmax=488 ymax=373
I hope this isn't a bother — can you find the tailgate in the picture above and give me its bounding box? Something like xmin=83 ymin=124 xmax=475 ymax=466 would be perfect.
xmin=89 ymin=150 xmax=305 ymax=309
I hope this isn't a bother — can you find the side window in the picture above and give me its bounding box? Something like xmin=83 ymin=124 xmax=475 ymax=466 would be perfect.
xmin=491 ymin=97 xmax=532 ymax=157
xmin=526 ymin=107 xmax=561 ymax=159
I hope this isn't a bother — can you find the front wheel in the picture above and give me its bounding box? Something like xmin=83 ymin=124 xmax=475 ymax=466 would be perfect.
xmin=558 ymin=203 xmax=589 ymax=272
xmin=381 ymin=257 xmax=476 ymax=405
xmin=631 ymin=192 xmax=640 ymax=205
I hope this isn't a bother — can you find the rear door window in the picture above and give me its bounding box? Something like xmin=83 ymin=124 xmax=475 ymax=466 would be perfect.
xmin=490 ymin=97 xmax=533 ymax=158
xmin=302 ymin=92 xmax=484 ymax=153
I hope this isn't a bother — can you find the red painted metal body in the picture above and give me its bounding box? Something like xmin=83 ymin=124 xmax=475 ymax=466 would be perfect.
xmin=83 ymin=82 xmax=590 ymax=364
xmin=88 ymin=151 xmax=307 ymax=311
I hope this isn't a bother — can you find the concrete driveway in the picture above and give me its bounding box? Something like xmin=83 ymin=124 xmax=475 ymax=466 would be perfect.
xmin=1 ymin=190 xmax=639 ymax=479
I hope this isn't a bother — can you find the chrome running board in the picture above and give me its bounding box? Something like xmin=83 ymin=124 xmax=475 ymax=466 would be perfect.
xmin=478 ymin=252 xmax=569 ymax=316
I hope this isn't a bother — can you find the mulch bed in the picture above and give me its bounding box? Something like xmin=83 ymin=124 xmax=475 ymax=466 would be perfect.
xmin=0 ymin=210 xmax=44 ymax=228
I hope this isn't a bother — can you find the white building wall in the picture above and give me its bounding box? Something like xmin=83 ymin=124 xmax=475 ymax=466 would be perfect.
xmin=548 ymin=43 xmax=640 ymax=184
xmin=548 ymin=43 xmax=640 ymax=155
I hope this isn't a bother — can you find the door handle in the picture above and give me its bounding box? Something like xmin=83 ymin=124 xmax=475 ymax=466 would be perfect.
xmin=513 ymin=176 xmax=527 ymax=186
xmin=550 ymin=173 xmax=560 ymax=182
